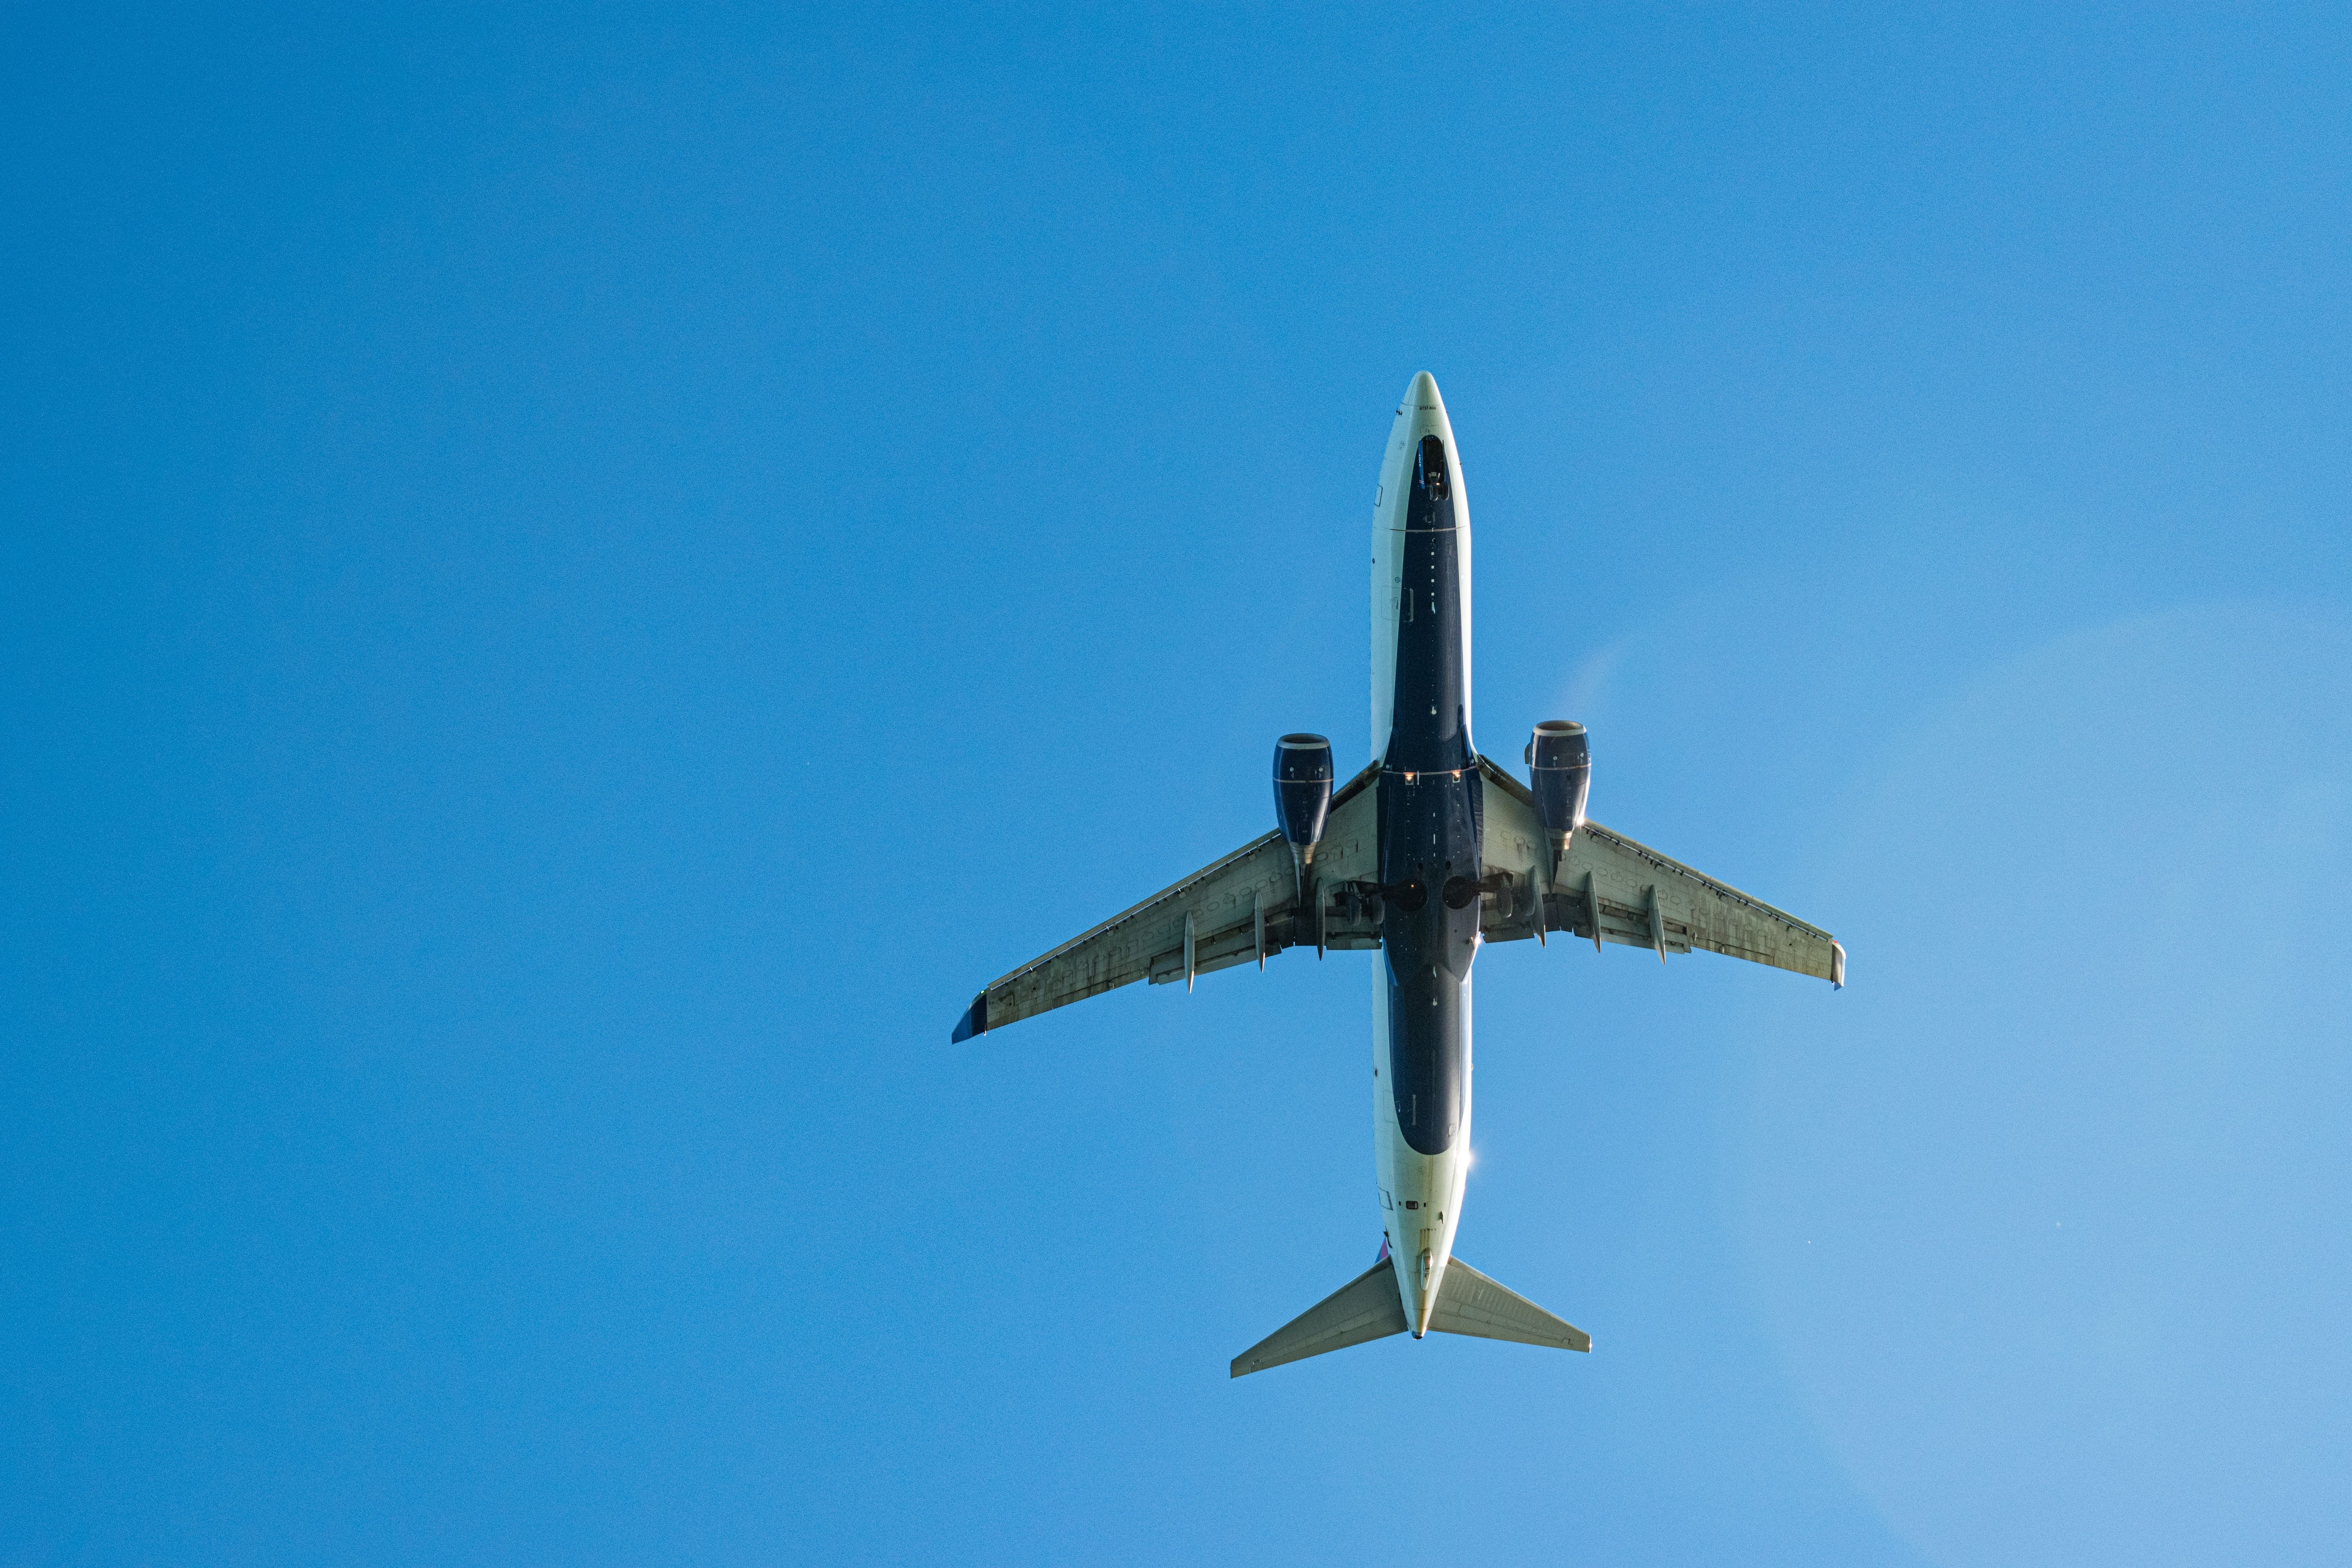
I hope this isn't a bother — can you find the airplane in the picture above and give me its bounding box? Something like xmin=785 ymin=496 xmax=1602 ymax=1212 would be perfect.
xmin=949 ymin=372 xmax=1845 ymax=1378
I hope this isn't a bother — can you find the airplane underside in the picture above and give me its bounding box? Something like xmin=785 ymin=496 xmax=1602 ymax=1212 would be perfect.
xmin=950 ymin=372 xmax=1845 ymax=1377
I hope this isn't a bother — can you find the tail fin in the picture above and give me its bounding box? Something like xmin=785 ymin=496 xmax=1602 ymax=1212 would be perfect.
xmin=1427 ymin=1258 xmax=1590 ymax=1353
xmin=1229 ymin=1259 xmax=1408 ymax=1377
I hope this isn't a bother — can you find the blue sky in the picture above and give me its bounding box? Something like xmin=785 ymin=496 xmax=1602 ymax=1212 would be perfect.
xmin=6 ymin=5 xmax=2349 ymax=1564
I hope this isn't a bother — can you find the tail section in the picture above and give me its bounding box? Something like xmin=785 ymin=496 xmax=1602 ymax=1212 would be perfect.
xmin=1229 ymin=1252 xmax=1589 ymax=1377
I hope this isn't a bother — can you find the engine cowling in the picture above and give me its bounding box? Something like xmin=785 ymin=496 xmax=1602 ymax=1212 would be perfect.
xmin=1273 ymin=733 xmax=1333 ymax=849
xmin=1526 ymin=720 xmax=1590 ymax=882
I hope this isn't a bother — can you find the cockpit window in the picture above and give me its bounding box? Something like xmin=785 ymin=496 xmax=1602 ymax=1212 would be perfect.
xmin=1416 ymin=436 xmax=1450 ymax=501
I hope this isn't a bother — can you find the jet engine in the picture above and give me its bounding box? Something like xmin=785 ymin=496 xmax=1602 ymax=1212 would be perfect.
xmin=1525 ymin=720 xmax=1590 ymax=885
xmin=1273 ymin=733 xmax=1333 ymax=898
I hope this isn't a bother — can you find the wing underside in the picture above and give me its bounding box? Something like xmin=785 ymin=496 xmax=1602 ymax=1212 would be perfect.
xmin=951 ymin=762 xmax=1383 ymax=1040
xmin=1473 ymin=755 xmax=1845 ymax=984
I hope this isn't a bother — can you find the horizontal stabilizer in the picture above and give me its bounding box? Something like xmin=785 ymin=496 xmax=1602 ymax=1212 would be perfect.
xmin=1429 ymin=1258 xmax=1590 ymax=1353
xmin=1229 ymin=1258 xmax=1408 ymax=1377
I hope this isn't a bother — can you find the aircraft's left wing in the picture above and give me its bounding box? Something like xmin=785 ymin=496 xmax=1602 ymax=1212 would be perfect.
xmin=950 ymin=762 xmax=1383 ymax=1041
xmin=1474 ymin=755 xmax=1846 ymax=985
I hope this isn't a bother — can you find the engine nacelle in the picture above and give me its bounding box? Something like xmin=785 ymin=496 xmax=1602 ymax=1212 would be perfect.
xmin=1526 ymin=720 xmax=1590 ymax=882
xmin=1273 ymin=733 xmax=1334 ymax=851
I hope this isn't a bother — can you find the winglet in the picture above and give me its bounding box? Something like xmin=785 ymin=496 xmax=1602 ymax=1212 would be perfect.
xmin=1830 ymin=940 xmax=1847 ymax=990
xmin=950 ymin=992 xmax=988 ymax=1043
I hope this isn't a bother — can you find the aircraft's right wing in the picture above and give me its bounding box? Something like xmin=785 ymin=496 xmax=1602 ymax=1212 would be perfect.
xmin=950 ymin=761 xmax=1384 ymax=1042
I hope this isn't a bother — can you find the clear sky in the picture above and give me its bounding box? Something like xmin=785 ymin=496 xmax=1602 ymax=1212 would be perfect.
xmin=6 ymin=5 xmax=2349 ymax=1564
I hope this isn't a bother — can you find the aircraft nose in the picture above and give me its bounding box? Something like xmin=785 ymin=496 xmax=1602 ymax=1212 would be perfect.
xmin=1406 ymin=370 xmax=1441 ymax=410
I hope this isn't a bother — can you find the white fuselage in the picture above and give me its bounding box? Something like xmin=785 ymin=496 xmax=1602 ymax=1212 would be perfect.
xmin=1370 ymin=372 xmax=1476 ymax=1334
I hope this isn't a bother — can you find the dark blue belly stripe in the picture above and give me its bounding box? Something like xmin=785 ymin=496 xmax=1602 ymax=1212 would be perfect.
xmin=1381 ymin=435 xmax=1477 ymax=1156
